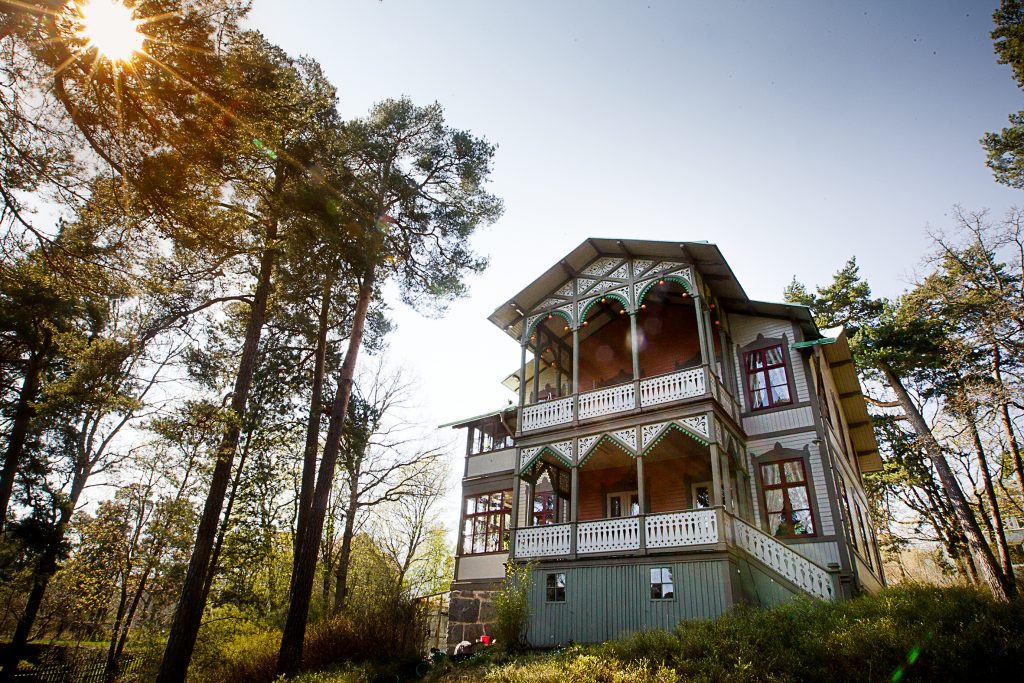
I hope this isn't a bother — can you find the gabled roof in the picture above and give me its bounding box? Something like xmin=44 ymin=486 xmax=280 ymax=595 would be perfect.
xmin=487 ymin=238 xmax=821 ymax=342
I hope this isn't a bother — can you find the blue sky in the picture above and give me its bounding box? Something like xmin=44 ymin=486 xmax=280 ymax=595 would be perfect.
xmin=246 ymin=1 xmax=1023 ymax=429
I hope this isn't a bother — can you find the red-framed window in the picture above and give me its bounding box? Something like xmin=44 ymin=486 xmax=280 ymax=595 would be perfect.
xmin=462 ymin=490 xmax=512 ymax=554
xmin=744 ymin=345 xmax=792 ymax=410
xmin=533 ymin=491 xmax=562 ymax=525
xmin=760 ymin=458 xmax=815 ymax=537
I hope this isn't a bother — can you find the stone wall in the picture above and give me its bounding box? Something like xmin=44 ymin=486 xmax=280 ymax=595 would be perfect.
xmin=446 ymin=587 xmax=498 ymax=651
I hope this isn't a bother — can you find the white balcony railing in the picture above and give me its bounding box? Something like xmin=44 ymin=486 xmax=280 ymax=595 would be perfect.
xmin=514 ymin=523 xmax=572 ymax=558
xmin=578 ymin=383 xmax=636 ymax=420
xmin=728 ymin=516 xmax=835 ymax=600
xmin=577 ymin=517 xmax=641 ymax=554
xmin=645 ymin=509 xmax=719 ymax=548
xmin=521 ymin=367 xmax=718 ymax=433
xmin=639 ymin=367 xmax=706 ymax=408
xmin=520 ymin=396 xmax=574 ymax=432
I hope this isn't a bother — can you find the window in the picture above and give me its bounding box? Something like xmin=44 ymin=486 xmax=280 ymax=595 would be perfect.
xmin=461 ymin=490 xmax=512 ymax=554
xmin=760 ymin=459 xmax=815 ymax=537
xmin=533 ymin=491 xmax=562 ymax=525
xmin=650 ymin=567 xmax=674 ymax=599
xmin=837 ymin=477 xmax=857 ymax=552
xmin=607 ymin=491 xmax=639 ymax=518
xmin=855 ymin=503 xmax=874 ymax=570
xmin=744 ymin=345 xmax=792 ymax=410
xmin=467 ymin=417 xmax=513 ymax=455
xmin=546 ymin=572 xmax=566 ymax=602
xmin=691 ymin=482 xmax=712 ymax=508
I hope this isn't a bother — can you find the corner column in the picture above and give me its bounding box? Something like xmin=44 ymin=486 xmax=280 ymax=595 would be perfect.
xmin=570 ymin=464 xmax=579 ymax=555
xmin=693 ymin=294 xmax=710 ymax=368
xmin=636 ymin=449 xmax=646 ymax=550
xmin=709 ymin=441 xmax=723 ymax=507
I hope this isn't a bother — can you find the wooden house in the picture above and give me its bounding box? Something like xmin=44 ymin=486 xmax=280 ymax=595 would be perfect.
xmin=445 ymin=239 xmax=884 ymax=649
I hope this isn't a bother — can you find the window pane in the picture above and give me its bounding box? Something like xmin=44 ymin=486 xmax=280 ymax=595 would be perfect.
xmin=662 ymin=584 xmax=674 ymax=599
xmin=662 ymin=567 xmax=673 ymax=584
xmin=611 ymin=497 xmax=622 ymax=518
xmin=792 ymin=509 xmax=815 ymax=535
xmin=465 ymin=497 xmax=477 ymax=515
xmin=771 ymin=383 xmax=791 ymax=404
xmin=760 ymin=463 xmax=781 ymax=486
xmin=764 ymin=489 xmax=784 ymax=513
xmin=747 ymin=372 xmax=767 ymax=391
xmin=747 ymin=352 xmax=763 ymax=371
xmin=651 ymin=583 xmax=663 ymax=599
xmin=789 ymin=486 xmax=809 ymax=510
xmin=767 ymin=367 xmax=788 ymax=388
xmin=764 ymin=346 xmax=784 ymax=366
xmin=750 ymin=388 xmax=768 ymax=409
xmin=630 ymin=495 xmax=640 ymax=516
xmin=782 ymin=460 xmax=804 ymax=483
xmin=650 ymin=567 xmax=661 ymax=583
xmin=695 ymin=486 xmax=710 ymax=508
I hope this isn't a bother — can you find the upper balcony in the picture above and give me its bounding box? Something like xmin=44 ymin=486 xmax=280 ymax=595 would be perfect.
xmin=510 ymin=280 xmax=741 ymax=435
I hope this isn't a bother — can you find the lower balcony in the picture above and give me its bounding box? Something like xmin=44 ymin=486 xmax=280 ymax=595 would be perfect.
xmin=514 ymin=507 xmax=722 ymax=558
xmin=513 ymin=507 xmax=836 ymax=601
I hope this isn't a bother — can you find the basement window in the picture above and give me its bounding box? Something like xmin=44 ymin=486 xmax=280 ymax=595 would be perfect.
xmin=650 ymin=567 xmax=674 ymax=599
xmin=546 ymin=572 xmax=566 ymax=602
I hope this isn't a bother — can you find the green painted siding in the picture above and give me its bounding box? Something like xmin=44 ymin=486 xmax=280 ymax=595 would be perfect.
xmin=730 ymin=555 xmax=802 ymax=608
xmin=526 ymin=560 xmax=729 ymax=647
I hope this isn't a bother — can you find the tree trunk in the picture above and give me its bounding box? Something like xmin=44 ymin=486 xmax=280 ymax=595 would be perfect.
xmin=0 ymin=336 xmax=49 ymax=533
xmin=991 ymin=343 xmax=1024 ymax=497
xmin=277 ymin=263 xmax=376 ymax=677
xmin=294 ymin=271 xmax=335 ymax=558
xmin=880 ymin=363 xmax=1012 ymax=601
xmin=965 ymin=410 xmax=1016 ymax=586
xmin=333 ymin=484 xmax=359 ymax=614
xmin=0 ymin=467 xmax=87 ymax=681
xmin=201 ymin=430 xmax=252 ymax=604
xmin=157 ymin=174 xmax=285 ymax=683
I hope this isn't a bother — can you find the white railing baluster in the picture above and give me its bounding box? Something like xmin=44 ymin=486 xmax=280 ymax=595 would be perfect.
xmin=577 ymin=517 xmax=641 ymax=553
xmin=514 ymin=523 xmax=572 ymax=558
xmin=578 ymin=383 xmax=636 ymax=420
xmin=639 ymin=368 xmax=706 ymax=408
xmin=727 ymin=515 xmax=835 ymax=600
xmin=520 ymin=396 xmax=574 ymax=432
xmin=644 ymin=509 xmax=720 ymax=547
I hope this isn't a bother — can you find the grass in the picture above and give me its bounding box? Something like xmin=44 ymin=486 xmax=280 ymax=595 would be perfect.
xmin=422 ymin=583 xmax=1024 ymax=683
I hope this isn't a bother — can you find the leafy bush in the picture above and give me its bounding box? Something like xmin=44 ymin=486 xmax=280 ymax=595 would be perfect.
xmin=493 ymin=562 xmax=533 ymax=653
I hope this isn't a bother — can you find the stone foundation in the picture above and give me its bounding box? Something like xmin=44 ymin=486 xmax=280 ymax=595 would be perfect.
xmin=446 ymin=587 xmax=500 ymax=651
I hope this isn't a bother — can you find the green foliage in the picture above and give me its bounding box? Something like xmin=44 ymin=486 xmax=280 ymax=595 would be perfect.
xmin=437 ymin=585 xmax=1024 ymax=683
xmin=986 ymin=2 xmax=1024 ymax=187
xmin=493 ymin=562 xmax=533 ymax=653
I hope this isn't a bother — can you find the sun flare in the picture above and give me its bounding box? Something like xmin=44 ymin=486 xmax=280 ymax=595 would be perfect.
xmin=73 ymin=0 xmax=144 ymax=63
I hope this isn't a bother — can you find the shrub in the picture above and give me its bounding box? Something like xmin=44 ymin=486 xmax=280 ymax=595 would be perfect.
xmin=493 ymin=562 xmax=533 ymax=653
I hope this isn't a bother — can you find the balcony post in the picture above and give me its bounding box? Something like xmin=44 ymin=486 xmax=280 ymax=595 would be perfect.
xmin=709 ymin=441 xmax=723 ymax=507
xmin=532 ymin=329 xmax=541 ymax=402
xmin=572 ymin=328 xmax=580 ymax=394
xmin=509 ymin=473 xmax=520 ymax=558
xmin=570 ymin=465 xmax=579 ymax=555
xmin=636 ymin=451 xmax=646 ymax=550
xmin=518 ymin=340 xmax=528 ymax=410
xmin=525 ymin=477 xmax=535 ymax=527
xmin=720 ymin=448 xmax=734 ymax=514
xmin=629 ymin=312 xmax=641 ymax=380
xmin=693 ymin=294 xmax=710 ymax=369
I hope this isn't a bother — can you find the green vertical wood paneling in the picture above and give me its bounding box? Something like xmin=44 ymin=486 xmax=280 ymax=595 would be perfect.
xmin=526 ymin=560 xmax=728 ymax=647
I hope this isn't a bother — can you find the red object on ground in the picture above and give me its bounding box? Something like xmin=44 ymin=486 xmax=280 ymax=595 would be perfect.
xmin=480 ymin=635 xmax=491 ymax=645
